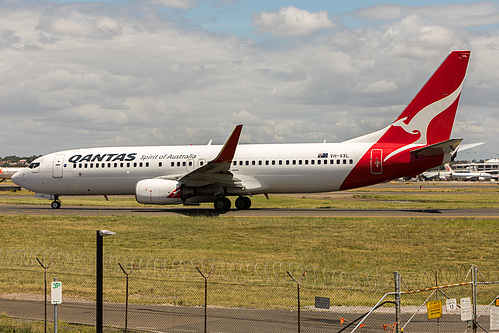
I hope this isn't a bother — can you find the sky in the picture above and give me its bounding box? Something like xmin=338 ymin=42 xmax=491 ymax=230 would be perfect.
xmin=1 ymin=0 xmax=498 ymax=160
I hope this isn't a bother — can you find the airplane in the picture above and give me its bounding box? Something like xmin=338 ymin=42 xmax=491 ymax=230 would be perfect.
xmin=12 ymin=50 xmax=471 ymax=211
xmin=0 ymin=167 xmax=23 ymax=182
xmin=444 ymin=163 xmax=495 ymax=181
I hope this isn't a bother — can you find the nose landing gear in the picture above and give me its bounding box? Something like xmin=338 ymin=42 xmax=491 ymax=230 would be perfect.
xmin=51 ymin=195 xmax=61 ymax=209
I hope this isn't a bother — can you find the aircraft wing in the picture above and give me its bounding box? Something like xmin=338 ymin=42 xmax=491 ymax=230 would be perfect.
xmin=176 ymin=125 xmax=243 ymax=188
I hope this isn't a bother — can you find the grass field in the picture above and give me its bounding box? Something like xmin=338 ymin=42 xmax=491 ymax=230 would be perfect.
xmin=0 ymin=215 xmax=497 ymax=273
xmin=0 ymin=181 xmax=497 ymax=273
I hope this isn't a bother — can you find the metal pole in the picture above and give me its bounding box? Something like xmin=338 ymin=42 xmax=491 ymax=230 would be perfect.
xmin=394 ymin=272 xmax=401 ymax=333
xmin=36 ymin=257 xmax=52 ymax=333
xmin=44 ymin=265 xmax=47 ymax=333
xmin=287 ymin=270 xmax=307 ymax=333
xmin=96 ymin=230 xmax=103 ymax=333
xmin=96 ymin=230 xmax=115 ymax=333
xmin=119 ymin=263 xmax=136 ymax=333
xmin=472 ymin=264 xmax=477 ymax=333
xmin=196 ymin=266 xmax=215 ymax=333
xmin=54 ymin=277 xmax=58 ymax=333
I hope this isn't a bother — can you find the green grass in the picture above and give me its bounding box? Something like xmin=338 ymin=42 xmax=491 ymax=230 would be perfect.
xmin=0 ymin=314 xmax=103 ymax=333
xmin=0 ymin=215 xmax=496 ymax=272
xmin=1 ymin=180 xmax=498 ymax=209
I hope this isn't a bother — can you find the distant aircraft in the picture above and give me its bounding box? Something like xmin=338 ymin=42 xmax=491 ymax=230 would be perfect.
xmin=444 ymin=163 xmax=495 ymax=181
xmin=421 ymin=169 xmax=450 ymax=181
xmin=13 ymin=51 xmax=471 ymax=210
xmin=0 ymin=167 xmax=23 ymax=182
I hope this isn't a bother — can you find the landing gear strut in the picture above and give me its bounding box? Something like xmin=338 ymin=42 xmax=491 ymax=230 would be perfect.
xmin=51 ymin=196 xmax=61 ymax=209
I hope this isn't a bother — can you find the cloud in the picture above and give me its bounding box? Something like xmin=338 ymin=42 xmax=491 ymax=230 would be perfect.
xmin=351 ymin=2 xmax=499 ymax=28
xmin=252 ymin=6 xmax=336 ymax=37
xmin=0 ymin=2 xmax=498 ymax=160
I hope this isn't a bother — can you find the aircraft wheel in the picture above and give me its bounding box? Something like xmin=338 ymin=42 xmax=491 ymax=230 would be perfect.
xmin=51 ymin=200 xmax=61 ymax=209
xmin=214 ymin=197 xmax=231 ymax=211
xmin=235 ymin=196 xmax=251 ymax=210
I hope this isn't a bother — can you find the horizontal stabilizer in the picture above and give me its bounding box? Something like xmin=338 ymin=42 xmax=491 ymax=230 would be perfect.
xmin=457 ymin=142 xmax=485 ymax=152
xmin=410 ymin=138 xmax=462 ymax=158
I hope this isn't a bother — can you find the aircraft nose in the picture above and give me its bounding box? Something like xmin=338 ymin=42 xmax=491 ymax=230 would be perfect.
xmin=11 ymin=170 xmax=22 ymax=185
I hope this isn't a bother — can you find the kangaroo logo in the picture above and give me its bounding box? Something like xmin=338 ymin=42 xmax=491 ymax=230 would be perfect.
xmin=383 ymin=81 xmax=464 ymax=162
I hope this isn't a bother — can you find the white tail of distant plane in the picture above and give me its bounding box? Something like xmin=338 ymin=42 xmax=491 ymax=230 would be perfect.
xmin=13 ymin=51 xmax=471 ymax=210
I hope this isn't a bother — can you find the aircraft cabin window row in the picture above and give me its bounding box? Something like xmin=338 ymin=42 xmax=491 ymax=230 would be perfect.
xmin=232 ymin=159 xmax=354 ymax=166
xmin=69 ymin=159 xmax=353 ymax=170
xmin=73 ymin=162 xmax=150 ymax=169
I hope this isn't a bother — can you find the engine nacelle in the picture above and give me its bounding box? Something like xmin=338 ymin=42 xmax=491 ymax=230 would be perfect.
xmin=135 ymin=179 xmax=183 ymax=205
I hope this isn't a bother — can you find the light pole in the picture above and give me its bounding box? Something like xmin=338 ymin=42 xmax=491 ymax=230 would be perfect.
xmin=96 ymin=230 xmax=115 ymax=333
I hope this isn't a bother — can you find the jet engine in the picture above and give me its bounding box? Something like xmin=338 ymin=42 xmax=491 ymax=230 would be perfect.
xmin=135 ymin=179 xmax=183 ymax=205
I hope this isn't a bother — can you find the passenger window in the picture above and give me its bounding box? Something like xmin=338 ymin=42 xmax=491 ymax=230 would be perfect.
xmin=279 ymin=160 xmax=282 ymax=165
xmin=233 ymin=161 xmax=237 ymax=166
xmin=272 ymin=160 xmax=275 ymax=165
xmin=299 ymin=160 xmax=302 ymax=165
xmin=337 ymin=159 xmax=340 ymax=164
xmin=349 ymin=159 xmax=353 ymax=164
xmin=286 ymin=160 xmax=290 ymax=165
xmin=252 ymin=161 xmax=256 ymax=165
xmin=146 ymin=162 xmax=149 ymax=167
xmin=159 ymin=162 xmax=163 ymax=167
xmin=259 ymin=161 xmax=262 ymax=165
xmin=305 ymin=160 xmax=308 ymax=165
xmin=239 ymin=161 xmax=243 ymax=166
xmin=265 ymin=160 xmax=269 ymax=165
xmin=317 ymin=160 xmax=321 ymax=165
xmin=246 ymin=161 xmax=249 ymax=166
xmin=343 ymin=159 xmax=347 ymax=164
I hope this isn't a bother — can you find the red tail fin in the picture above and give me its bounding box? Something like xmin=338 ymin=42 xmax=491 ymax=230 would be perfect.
xmin=380 ymin=51 xmax=470 ymax=148
xmin=395 ymin=51 xmax=470 ymax=145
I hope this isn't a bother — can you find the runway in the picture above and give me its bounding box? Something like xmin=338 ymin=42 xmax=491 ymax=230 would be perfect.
xmin=0 ymin=203 xmax=497 ymax=218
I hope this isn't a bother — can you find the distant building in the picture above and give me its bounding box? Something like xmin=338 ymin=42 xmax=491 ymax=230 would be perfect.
xmin=452 ymin=159 xmax=499 ymax=175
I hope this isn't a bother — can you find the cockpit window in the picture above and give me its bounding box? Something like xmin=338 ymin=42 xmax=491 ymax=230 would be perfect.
xmin=28 ymin=162 xmax=40 ymax=169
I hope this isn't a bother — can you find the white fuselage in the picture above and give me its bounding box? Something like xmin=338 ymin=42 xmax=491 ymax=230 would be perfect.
xmin=13 ymin=142 xmax=370 ymax=196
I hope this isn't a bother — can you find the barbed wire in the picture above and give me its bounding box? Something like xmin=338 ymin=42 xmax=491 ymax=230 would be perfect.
xmin=1 ymin=249 xmax=495 ymax=291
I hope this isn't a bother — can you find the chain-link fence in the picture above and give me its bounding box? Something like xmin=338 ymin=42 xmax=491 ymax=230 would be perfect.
xmin=0 ymin=249 xmax=497 ymax=332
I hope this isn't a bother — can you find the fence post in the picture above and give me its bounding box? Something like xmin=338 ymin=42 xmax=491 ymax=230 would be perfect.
xmin=394 ymin=272 xmax=401 ymax=333
xmin=287 ymin=270 xmax=307 ymax=333
xmin=472 ymin=264 xmax=478 ymax=333
xmin=119 ymin=263 xmax=136 ymax=333
xmin=36 ymin=257 xmax=53 ymax=333
xmin=196 ymin=265 xmax=215 ymax=333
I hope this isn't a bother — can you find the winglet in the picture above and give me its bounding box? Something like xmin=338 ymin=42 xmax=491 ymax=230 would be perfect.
xmin=211 ymin=124 xmax=243 ymax=163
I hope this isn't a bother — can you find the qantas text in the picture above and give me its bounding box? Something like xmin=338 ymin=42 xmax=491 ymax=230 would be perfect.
xmin=69 ymin=153 xmax=137 ymax=163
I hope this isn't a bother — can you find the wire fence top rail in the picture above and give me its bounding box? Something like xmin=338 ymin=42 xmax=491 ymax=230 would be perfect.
xmin=1 ymin=249 xmax=496 ymax=291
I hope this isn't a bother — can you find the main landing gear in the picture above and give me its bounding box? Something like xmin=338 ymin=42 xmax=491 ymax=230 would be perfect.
xmin=213 ymin=196 xmax=251 ymax=211
xmin=51 ymin=195 xmax=61 ymax=209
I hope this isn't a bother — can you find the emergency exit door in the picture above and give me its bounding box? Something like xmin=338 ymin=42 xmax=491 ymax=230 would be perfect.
xmin=370 ymin=149 xmax=383 ymax=174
